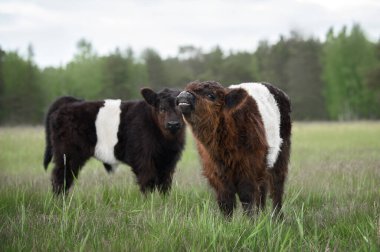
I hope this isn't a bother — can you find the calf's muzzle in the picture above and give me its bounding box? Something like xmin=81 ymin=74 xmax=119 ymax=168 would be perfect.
xmin=176 ymin=91 xmax=195 ymax=114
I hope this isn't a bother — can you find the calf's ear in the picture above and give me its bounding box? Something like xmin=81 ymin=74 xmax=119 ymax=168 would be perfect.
xmin=225 ymin=88 xmax=247 ymax=109
xmin=141 ymin=88 xmax=157 ymax=107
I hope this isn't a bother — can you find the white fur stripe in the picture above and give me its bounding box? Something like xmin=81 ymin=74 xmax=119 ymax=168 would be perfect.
xmin=94 ymin=99 xmax=121 ymax=165
xmin=229 ymin=83 xmax=282 ymax=168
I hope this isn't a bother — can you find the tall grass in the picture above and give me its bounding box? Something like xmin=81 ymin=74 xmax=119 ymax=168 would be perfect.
xmin=0 ymin=123 xmax=379 ymax=251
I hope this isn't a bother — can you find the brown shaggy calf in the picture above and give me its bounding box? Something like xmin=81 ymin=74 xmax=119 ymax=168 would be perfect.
xmin=44 ymin=88 xmax=185 ymax=195
xmin=177 ymin=81 xmax=291 ymax=217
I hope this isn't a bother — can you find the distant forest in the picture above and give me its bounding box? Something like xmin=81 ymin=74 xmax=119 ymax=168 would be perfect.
xmin=1 ymin=24 xmax=379 ymax=124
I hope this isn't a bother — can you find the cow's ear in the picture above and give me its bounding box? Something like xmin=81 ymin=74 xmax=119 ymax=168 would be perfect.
xmin=224 ymin=88 xmax=247 ymax=109
xmin=141 ymin=88 xmax=157 ymax=107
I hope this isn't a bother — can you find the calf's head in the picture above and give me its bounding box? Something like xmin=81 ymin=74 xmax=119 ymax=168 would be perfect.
xmin=141 ymin=88 xmax=184 ymax=136
xmin=176 ymin=81 xmax=248 ymax=124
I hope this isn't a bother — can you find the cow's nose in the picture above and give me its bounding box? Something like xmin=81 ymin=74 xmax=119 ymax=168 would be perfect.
xmin=176 ymin=91 xmax=194 ymax=105
xmin=167 ymin=121 xmax=181 ymax=129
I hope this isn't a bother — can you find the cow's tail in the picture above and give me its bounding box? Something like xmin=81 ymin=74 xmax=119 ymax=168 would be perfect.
xmin=43 ymin=96 xmax=81 ymax=170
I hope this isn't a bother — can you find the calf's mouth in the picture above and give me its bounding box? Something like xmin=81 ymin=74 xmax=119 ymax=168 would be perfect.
xmin=176 ymin=91 xmax=195 ymax=114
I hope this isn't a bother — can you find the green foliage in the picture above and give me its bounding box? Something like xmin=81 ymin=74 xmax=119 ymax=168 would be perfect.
xmin=102 ymin=47 xmax=148 ymax=99
xmin=322 ymin=24 xmax=379 ymax=120
xmin=165 ymin=57 xmax=194 ymax=89
xmin=0 ymin=123 xmax=379 ymax=250
xmin=285 ymin=32 xmax=327 ymax=119
xmin=64 ymin=39 xmax=104 ymax=100
xmin=143 ymin=48 xmax=170 ymax=90
xmin=102 ymin=49 xmax=134 ymax=99
xmin=253 ymin=32 xmax=327 ymax=120
xmin=0 ymin=46 xmax=44 ymax=124
xmin=221 ymin=52 xmax=256 ymax=84
xmin=199 ymin=46 xmax=224 ymax=81
xmin=39 ymin=66 xmax=67 ymax=104
xmin=365 ymin=40 xmax=380 ymax=117
xmin=255 ymin=37 xmax=290 ymax=90
xmin=0 ymin=24 xmax=379 ymax=124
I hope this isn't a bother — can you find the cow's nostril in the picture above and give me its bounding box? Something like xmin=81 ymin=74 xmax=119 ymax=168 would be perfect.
xmin=167 ymin=121 xmax=180 ymax=129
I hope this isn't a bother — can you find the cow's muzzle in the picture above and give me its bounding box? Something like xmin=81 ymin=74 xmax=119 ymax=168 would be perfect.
xmin=176 ymin=91 xmax=195 ymax=114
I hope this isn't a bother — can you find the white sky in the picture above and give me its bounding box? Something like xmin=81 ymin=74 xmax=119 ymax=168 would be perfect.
xmin=1 ymin=0 xmax=379 ymax=67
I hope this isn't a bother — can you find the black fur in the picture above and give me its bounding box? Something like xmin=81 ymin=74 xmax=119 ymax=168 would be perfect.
xmin=225 ymin=88 xmax=247 ymax=109
xmin=43 ymin=96 xmax=83 ymax=170
xmin=44 ymin=89 xmax=185 ymax=195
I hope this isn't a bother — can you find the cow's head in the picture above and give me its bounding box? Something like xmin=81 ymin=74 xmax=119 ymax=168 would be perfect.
xmin=141 ymin=88 xmax=185 ymax=137
xmin=176 ymin=81 xmax=248 ymax=125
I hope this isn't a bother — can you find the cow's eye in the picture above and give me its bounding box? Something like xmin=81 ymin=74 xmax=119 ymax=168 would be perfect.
xmin=207 ymin=93 xmax=216 ymax=101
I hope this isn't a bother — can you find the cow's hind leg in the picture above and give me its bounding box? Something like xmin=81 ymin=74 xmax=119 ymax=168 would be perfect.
xmin=269 ymin=140 xmax=290 ymax=217
xmin=258 ymin=182 xmax=268 ymax=211
xmin=51 ymin=151 xmax=87 ymax=195
xmin=269 ymin=168 xmax=286 ymax=217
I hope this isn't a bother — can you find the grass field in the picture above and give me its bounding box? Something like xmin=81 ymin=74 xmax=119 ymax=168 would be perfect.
xmin=0 ymin=123 xmax=379 ymax=251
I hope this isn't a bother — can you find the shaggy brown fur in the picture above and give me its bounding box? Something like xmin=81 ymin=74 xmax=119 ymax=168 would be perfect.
xmin=177 ymin=81 xmax=291 ymax=217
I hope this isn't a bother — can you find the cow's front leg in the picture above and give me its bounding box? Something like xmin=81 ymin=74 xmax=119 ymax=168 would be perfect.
xmin=133 ymin=160 xmax=157 ymax=194
xmin=216 ymin=188 xmax=236 ymax=218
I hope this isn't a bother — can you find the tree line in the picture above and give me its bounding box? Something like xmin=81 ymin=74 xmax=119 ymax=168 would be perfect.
xmin=0 ymin=24 xmax=379 ymax=124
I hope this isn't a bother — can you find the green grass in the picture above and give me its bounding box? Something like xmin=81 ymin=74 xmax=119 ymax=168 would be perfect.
xmin=1 ymin=123 xmax=379 ymax=251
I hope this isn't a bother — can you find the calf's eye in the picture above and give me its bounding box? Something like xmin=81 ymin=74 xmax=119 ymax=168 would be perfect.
xmin=207 ymin=93 xmax=216 ymax=101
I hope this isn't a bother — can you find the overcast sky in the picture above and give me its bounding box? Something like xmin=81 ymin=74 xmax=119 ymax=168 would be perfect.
xmin=1 ymin=0 xmax=379 ymax=67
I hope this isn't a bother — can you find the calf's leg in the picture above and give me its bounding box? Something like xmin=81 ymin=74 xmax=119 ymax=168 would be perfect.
xmin=51 ymin=151 xmax=87 ymax=195
xmin=155 ymin=167 xmax=175 ymax=195
xmin=217 ymin=189 xmax=236 ymax=218
xmin=269 ymin=139 xmax=290 ymax=217
xmin=236 ymin=180 xmax=256 ymax=216
xmin=269 ymin=169 xmax=286 ymax=216
xmin=133 ymin=160 xmax=157 ymax=194
xmin=258 ymin=183 xmax=268 ymax=211
xmin=214 ymin=178 xmax=236 ymax=217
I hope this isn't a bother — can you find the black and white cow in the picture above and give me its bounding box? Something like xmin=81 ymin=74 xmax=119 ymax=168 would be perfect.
xmin=43 ymin=88 xmax=185 ymax=195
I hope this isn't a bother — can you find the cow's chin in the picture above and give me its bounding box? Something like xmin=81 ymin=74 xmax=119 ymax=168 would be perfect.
xmin=169 ymin=128 xmax=180 ymax=135
xmin=162 ymin=127 xmax=181 ymax=137
xmin=180 ymin=111 xmax=195 ymax=124
xmin=178 ymin=104 xmax=193 ymax=115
